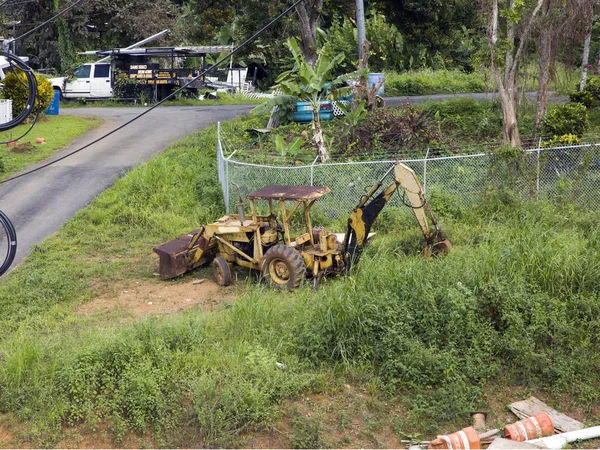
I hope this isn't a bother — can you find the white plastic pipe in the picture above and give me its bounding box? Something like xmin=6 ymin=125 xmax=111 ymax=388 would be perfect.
xmin=528 ymin=426 xmax=600 ymax=449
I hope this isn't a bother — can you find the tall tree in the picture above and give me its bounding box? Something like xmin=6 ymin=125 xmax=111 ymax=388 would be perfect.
xmin=373 ymin=0 xmax=481 ymax=70
xmin=5 ymin=0 xmax=179 ymax=70
xmin=295 ymin=0 xmax=323 ymax=67
xmin=579 ymin=6 xmax=596 ymax=91
xmin=486 ymin=0 xmax=544 ymax=147
xmin=534 ymin=0 xmax=595 ymax=128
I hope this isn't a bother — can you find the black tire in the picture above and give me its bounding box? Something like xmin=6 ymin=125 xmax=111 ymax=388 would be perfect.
xmin=261 ymin=245 xmax=306 ymax=290
xmin=0 ymin=209 xmax=17 ymax=277
xmin=212 ymin=255 xmax=232 ymax=286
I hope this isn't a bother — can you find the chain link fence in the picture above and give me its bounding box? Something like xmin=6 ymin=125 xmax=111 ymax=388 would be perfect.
xmin=217 ymin=124 xmax=600 ymax=220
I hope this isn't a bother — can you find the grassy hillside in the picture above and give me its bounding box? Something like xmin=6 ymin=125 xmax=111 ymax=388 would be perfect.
xmin=1 ymin=115 xmax=600 ymax=447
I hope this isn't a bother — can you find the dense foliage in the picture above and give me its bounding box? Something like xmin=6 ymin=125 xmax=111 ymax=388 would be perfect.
xmin=5 ymin=0 xmax=485 ymax=79
xmin=541 ymin=103 xmax=588 ymax=137
xmin=337 ymin=105 xmax=440 ymax=157
xmin=1 ymin=71 xmax=54 ymax=116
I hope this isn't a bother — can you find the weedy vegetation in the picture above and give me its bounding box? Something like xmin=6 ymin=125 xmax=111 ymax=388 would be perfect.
xmin=1 ymin=110 xmax=600 ymax=447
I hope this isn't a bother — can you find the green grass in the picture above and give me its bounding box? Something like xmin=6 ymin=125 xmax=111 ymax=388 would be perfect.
xmin=384 ymin=69 xmax=487 ymax=96
xmin=1 ymin=113 xmax=600 ymax=446
xmin=383 ymin=66 xmax=578 ymax=97
xmin=0 ymin=114 xmax=103 ymax=180
xmin=62 ymin=92 xmax=264 ymax=108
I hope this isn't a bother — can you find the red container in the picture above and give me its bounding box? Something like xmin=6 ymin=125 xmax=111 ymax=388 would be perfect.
xmin=428 ymin=426 xmax=481 ymax=449
xmin=504 ymin=412 xmax=554 ymax=442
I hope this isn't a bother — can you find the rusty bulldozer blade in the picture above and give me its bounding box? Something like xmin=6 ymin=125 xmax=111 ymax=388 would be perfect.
xmin=153 ymin=228 xmax=213 ymax=279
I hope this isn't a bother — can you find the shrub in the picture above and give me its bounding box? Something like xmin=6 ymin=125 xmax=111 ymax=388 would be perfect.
xmin=320 ymin=11 xmax=405 ymax=75
xmin=541 ymin=103 xmax=587 ymax=137
xmin=113 ymin=72 xmax=154 ymax=102
xmin=583 ymin=75 xmax=600 ymax=100
xmin=569 ymin=90 xmax=594 ymax=109
xmin=542 ymin=133 xmax=580 ymax=147
xmin=424 ymin=98 xmax=502 ymax=141
xmin=336 ymin=105 xmax=439 ymax=157
xmin=1 ymin=71 xmax=54 ymax=116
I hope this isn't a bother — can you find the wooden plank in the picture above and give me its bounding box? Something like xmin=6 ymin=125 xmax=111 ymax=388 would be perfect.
xmin=509 ymin=396 xmax=584 ymax=433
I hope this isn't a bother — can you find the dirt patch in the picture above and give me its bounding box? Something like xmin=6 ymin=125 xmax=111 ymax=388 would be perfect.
xmin=76 ymin=278 xmax=233 ymax=319
xmin=241 ymin=385 xmax=406 ymax=449
xmin=57 ymin=422 xmax=154 ymax=449
xmin=0 ymin=417 xmax=14 ymax=447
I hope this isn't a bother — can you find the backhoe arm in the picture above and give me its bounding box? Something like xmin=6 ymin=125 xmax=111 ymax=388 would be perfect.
xmin=393 ymin=163 xmax=451 ymax=256
xmin=343 ymin=162 xmax=451 ymax=266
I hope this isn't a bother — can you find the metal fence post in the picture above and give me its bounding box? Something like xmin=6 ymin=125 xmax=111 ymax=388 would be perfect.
xmin=310 ymin=157 xmax=317 ymax=186
xmin=310 ymin=156 xmax=319 ymax=186
xmin=423 ymin=148 xmax=430 ymax=195
xmin=217 ymin=122 xmax=230 ymax=212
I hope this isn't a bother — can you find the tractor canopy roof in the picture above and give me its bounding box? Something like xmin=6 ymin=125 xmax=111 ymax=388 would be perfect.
xmin=246 ymin=185 xmax=330 ymax=202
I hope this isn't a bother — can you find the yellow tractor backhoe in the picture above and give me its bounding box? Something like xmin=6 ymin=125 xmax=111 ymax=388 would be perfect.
xmin=153 ymin=162 xmax=451 ymax=289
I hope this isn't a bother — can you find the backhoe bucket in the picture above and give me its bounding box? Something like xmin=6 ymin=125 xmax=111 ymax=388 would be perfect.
xmin=424 ymin=239 xmax=452 ymax=257
xmin=153 ymin=229 xmax=209 ymax=279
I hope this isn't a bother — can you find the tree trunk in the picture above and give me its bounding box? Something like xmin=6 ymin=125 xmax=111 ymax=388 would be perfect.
xmin=312 ymin=105 xmax=329 ymax=162
xmin=496 ymin=70 xmax=522 ymax=147
xmin=535 ymin=29 xmax=552 ymax=129
xmin=580 ymin=25 xmax=592 ymax=91
xmin=488 ymin=0 xmax=543 ymax=147
xmin=295 ymin=0 xmax=323 ymax=68
xmin=505 ymin=0 xmax=516 ymax=93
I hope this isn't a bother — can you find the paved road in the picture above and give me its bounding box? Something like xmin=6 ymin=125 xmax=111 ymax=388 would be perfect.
xmin=0 ymin=105 xmax=253 ymax=270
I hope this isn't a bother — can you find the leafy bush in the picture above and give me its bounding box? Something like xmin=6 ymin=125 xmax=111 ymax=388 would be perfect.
xmin=1 ymin=71 xmax=54 ymax=116
xmin=113 ymin=72 xmax=155 ymax=102
xmin=542 ymin=133 xmax=580 ymax=147
xmin=583 ymin=75 xmax=600 ymax=100
xmin=320 ymin=11 xmax=405 ymax=74
xmin=541 ymin=103 xmax=588 ymax=137
xmin=424 ymin=98 xmax=502 ymax=141
xmin=569 ymin=90 xmax=594 ymax=109
xmin=336 ymin=105 xmax=440 ymax=157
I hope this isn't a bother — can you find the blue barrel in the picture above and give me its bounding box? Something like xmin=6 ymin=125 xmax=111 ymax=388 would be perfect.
xmin=368 ymin=73 xmax=385 ymax=96
xmin=46 ymin=89 xmax=60 ymax=115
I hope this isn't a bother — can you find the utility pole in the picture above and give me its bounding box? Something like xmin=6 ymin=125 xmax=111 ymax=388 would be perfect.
xmin=356 ymin=0 xmax=366 ymax=60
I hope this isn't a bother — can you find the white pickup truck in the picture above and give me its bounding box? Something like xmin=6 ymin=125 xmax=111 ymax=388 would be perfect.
xmin=50 ymin=63 xmax=113 ymax=99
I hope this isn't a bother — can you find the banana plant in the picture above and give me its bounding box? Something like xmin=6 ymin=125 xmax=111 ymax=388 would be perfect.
xmin=277 ymin=38 xmax=350 ymax=162
xmin=255 ymin=38 xmax=351 ymax=162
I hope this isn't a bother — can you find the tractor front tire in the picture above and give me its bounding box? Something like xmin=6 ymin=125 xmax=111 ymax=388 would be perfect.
xmin=212 ymin=255 xmax=232 ymax=286
xmin=261 ymin=245 xmax=306 ymax=290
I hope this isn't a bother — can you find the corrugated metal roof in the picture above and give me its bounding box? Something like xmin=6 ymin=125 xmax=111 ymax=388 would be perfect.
xmin=91 ymin=46 xmax=234 ymax=57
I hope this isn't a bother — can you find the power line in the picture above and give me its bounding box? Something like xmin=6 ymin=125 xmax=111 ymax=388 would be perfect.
xmin=0 ymin=0 xmax=305 ymax=185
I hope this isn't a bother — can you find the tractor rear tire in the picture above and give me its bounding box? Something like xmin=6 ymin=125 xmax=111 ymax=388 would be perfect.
xmin=261 ymin=245 xmax=306 ymax=290
xmin=212 ymin=255 xmax=232 ymax=286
